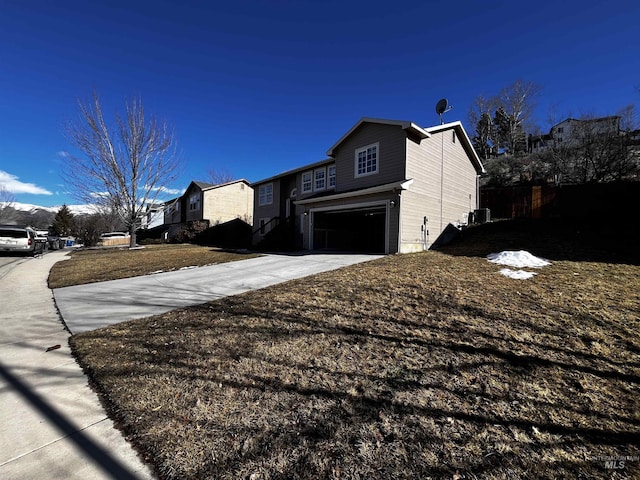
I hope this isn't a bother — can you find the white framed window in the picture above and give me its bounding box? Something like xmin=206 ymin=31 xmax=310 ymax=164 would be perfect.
xmin=314 ymin=168 xmax=326 ymax=191
xmin=259 ymin=183 xmax=273 ymax=206
xmin=355 ymin=143 xmax=379 ymax=178
xmin=189 ymin=193 xmax=200 ymax=211
xmin=328 ymin=165 xmax=336 ymax=188
xmin=302 ymin=171 xmax=312 ymax=193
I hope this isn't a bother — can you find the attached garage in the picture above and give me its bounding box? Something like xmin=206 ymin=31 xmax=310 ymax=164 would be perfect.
xmin=312 ymin=205 xmax=386 ymax=253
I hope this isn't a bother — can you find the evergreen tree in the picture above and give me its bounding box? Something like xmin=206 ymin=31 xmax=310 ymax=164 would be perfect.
xmin=52 ymin=205 xmax=75 ymax=236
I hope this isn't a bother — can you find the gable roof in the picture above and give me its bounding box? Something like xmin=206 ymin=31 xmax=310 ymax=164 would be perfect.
xmin=192 ymin=181 xmax=215 ymax=189
xmin=187 ymin=179 xmax=251 ymax=192
xmin=250 ymin=158 xmax=334 ymax=187
xmin=326 ymin=117 xmax=430 ymax=157
xmin=426 ymin=121 xmax=485 ymax=174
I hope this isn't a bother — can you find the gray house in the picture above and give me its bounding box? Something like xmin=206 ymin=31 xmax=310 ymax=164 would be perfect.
xmin=252 ymin=117 xmax=484 ymax=254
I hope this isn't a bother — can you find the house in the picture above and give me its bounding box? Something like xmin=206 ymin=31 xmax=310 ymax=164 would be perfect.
xmin=549 ymin=116 xmax=621 ymax=148
xmin=251 ymin=118 xmax=485 ymax=254
xmin=164 ymin=179 xmax=254 ymax=233
xmin=139 ymin=202 xmax=164 ymax=229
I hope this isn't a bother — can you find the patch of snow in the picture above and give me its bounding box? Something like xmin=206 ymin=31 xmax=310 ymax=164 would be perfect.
xmin=499 ymin=268 xmax=538 ymax=280
xmin=6 ymin=202 xmax=99 ymax=215
xmin=487 ymin=250 xmax=550 ymax=268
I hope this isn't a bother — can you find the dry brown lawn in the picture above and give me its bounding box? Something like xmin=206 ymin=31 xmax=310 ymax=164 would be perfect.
xmin=48 ymin=244 xmax=259 ymax=288
xmin=69 ymin=223 xmax=640 ymax=479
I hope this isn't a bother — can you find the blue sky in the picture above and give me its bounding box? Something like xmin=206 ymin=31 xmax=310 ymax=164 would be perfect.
xmin=1 ymin=0 xmax=638 ymax=207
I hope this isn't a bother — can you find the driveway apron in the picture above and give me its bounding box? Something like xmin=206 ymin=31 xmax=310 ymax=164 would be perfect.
xmin=53 ymin=253 xmax=381 ymax=334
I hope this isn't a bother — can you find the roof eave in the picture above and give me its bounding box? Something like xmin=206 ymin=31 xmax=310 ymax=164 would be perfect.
xmin=326 ymin=117 xmax=431 ymax=157
xmin=294 ymin=179 xmax=413 ymax=206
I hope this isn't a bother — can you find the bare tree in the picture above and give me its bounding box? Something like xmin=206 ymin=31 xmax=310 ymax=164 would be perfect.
xmin=63 ymin=92 xmax=182 ymax=247
xmin=0 ymin=185 xmax=16 ymax=224
xmin=207 ymin=167 xmax=236 ymax=186
xmin=495 ymin=80 xmax=541 ymax=155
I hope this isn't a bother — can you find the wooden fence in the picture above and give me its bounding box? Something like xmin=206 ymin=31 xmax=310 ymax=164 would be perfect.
xmin=480 ymin=182 xmax=640 ymax=221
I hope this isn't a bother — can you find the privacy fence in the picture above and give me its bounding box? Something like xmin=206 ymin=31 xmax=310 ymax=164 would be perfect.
xmin=480 ymin=182 xmax=640 ymax=221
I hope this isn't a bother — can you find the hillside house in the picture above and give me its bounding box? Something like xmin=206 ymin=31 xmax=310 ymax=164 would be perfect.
xmin=550 ymin=116 xmax=621 ymax=148
xmin=252 ymin=118 xmax=485 ymax=254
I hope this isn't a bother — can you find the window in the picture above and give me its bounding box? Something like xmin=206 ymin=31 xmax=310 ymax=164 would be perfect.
xmin=189 ymin=193 xmax=200 ymax=211
xmin=259 ymin=183 xmax=273 ymax=206
xmin=328 ymin=165 xmax=336 ymax=188
xmin=302 ymin=171 xmax=312 ymax=193
xmin=314 ymin=168 xmax=326 ymax=191
xmin=355 ymin=143 xmax=379 ymax=177
xmin=259 ymin=218 xmax=269 ymax=235
xmin=452 ymin=131 xmax=456 ymax=143
xmin=557 ymin=127 xmax=564 ymax=133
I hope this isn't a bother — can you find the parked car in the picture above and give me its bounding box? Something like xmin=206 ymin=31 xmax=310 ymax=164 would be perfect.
xmin=0 ymin=226 xmax=46 ymax=255
xmin=100 ymin=232 xmax=129 ymax=239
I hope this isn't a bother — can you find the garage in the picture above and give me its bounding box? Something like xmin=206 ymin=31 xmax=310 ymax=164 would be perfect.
xmin=312 ymin=205 xmax=387 ymax=253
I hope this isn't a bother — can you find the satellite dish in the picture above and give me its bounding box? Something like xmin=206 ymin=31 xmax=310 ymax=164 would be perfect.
xmin=435 ymin=98 xmax=449 ymax=115
xmin=435 ymin=98 xmax=453 ymax=124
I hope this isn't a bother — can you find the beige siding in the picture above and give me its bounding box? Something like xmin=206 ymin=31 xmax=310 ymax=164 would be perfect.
xmin=401 ymin=129 xmax=478 ymax=251
xmin=202 ymin=182 xmax=254 ymax=225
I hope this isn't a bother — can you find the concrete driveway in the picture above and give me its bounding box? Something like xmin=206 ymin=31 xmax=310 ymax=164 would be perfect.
xmin=54 ymin=252 xmax=382 ymax=334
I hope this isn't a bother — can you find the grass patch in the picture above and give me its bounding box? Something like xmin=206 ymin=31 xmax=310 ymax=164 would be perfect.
xmin=49 ymin=244 xmax=259 ymax=288
xmin=70 ymin=241 xmax=640 ymax=479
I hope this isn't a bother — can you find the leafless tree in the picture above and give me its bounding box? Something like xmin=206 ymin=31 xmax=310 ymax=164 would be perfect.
xmin=495 ymin=80 xmax=541 ymax=155
xmin=207 ymin=167 xmax=236 ymax=186
xmin=0 ymin=185 xmax=16 ymax=223
xmin=63 ymin=92 xmax=182 ymax=247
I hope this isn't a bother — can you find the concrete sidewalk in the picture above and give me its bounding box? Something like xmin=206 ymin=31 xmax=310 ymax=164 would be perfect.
xmin=54 ymin=252 xmax=381 ymax=334
xmin=0 ymin=251 xmax=154 ymax=479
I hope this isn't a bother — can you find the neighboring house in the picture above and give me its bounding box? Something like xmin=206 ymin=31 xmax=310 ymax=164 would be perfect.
xmin=164 ymin=179 xmax=254 ymax=229
xmin=251 ymin=117 xmax=485 ymax=254
xmin=163 ymin=196 xmax=183 ymax=225
xmin=549 ymin=116 xmax=621 ymax=148
xmin=528 ymin=133 xmax=553 ymax=153
xmin=139 ymin=203 xmax=164 ymax=229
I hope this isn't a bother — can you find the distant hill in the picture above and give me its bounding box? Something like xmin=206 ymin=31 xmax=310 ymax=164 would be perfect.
xmin=0 ymin=202 xmax=97 ymax=229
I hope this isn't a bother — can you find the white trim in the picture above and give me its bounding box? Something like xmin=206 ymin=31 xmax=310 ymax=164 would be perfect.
xmin=314 ymin=167 xmax=326 ymax=191
xmin=308 ymin=199 xmax=391 ymax=254
xmin=328 ymin=164 xmax=336 ymax=189
xmin=327 ymin=117 xmax=430 ymax=157
xmin=301 ymin=171 xmax=312 ymax=194
xmin=258 ymin=183 xmax=273 ymax=206
xmin=295 ymin=179 xmax=412 ymax=206
xmin=354 ymin=142 xmax=379 ymax=178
